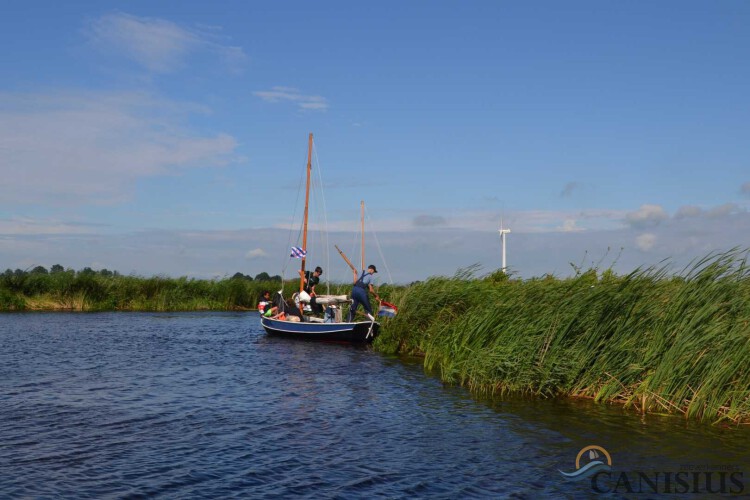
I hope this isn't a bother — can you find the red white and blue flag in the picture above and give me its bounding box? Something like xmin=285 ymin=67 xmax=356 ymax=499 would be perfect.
xmin=290 ymin=246 xmax=307 ymax=259
xmin=378 ymin=300 xmax=398 ymax=318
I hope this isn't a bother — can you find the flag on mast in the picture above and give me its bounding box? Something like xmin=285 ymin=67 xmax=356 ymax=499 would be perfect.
xmin=290 ymin=247 xmax=307 ymax=259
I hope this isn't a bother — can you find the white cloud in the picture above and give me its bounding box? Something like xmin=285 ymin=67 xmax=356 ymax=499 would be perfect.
xmin=313 ymin=208 xmax=625 ymax=234
xmin=674 ymin=203 xmax=744 ymax=220
xmin=488 ymin=209 xmax=624 ymax=233
xmin=86 ymin=12 xmax=247 ymax=74
xmin=635 ymin=233 xmax=657 ymax=251
xmin=559 ymin=219 xmax=582 ymax=232
xmin=253 ymin=86 xmax=329 ymax=111
xmin=675 ymin=205 xmax=702 ymax=219
xmin=413 ymin=215 xmax=447 ymax=227
xmin=245 ymin=248 xmax=267 ymax=260
xmin=625 ymin=204 xmax=668 ymax=228
xmin=3 ymin=210 xmax=750 ymax=282
xmin=0 ymin=91 xmax=238 ymax=205
xmin=0 ymin=216 xmax=99 ymax=235
xmin=706 ymin=203 xmax=741 ymax=218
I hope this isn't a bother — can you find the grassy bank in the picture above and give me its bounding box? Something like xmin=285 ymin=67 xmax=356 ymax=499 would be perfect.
xmin=0 ymin=271 xmax=279 ymax=311
xmin=0 ymin=268 xmax=372 ymax=312
xmin=6 ymin=253 xmax=749 ymax=425
xmin=374 ymin=249 xmax=750 ymax=425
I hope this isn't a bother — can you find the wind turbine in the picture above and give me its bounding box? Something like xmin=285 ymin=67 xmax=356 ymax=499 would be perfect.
xmin=498 ymin=219 xmax=511 ymax=273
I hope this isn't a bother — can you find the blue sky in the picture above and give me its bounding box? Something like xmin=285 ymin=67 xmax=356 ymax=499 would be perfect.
xmin=1 ymin=1 xmax=749 ymax=283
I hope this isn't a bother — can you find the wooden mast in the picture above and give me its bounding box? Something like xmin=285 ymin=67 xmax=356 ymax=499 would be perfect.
xmin=335 ymin=245 xmax=359 ymax=283
xmin=336 ymin=202 xmax=365 ymax=284
xmin=300 ymin=133 xmax=313 ymax=297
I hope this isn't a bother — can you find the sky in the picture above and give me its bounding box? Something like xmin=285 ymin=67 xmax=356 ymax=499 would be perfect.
xmin=1 ymin=1 xmax=749 ymax=284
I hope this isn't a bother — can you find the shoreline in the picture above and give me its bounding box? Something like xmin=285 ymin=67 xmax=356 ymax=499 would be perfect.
xmin=373 ymin=250 xmax=750 ymax=426
xmin=5 ymin=302 xmax=750 ymax=426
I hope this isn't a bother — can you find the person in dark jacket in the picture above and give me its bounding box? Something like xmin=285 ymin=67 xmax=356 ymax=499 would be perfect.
xmin=284 ymin=298 xmax=304 ymax=321
xmin=301 ymin=266 xmax=323 ymax=314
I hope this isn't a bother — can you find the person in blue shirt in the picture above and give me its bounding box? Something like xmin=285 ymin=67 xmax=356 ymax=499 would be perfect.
xmin=347 ymin=264 xmax=380 ymax=322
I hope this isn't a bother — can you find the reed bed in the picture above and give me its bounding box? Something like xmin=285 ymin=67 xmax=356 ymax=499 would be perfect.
xmin=1 ymin=271 xmax=286 ymax=312
xmin=375 ymin=249 xmax=750 ymax=425
xmin=0 ymin=267 xmax=363 ymax=312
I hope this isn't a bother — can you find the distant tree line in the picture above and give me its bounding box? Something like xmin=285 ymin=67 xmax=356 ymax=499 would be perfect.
xmin=0 ymin=265 xmax=290 ymax=311
xmin=3 ymin=265 xmax=121 ymax=277
xmin=0 ymin=264 xmax=399 ymax=312
xmin=230 ymin=271 xmax=282 ymax=282
xmin=3 ymin=265 xmax=281 ymax=282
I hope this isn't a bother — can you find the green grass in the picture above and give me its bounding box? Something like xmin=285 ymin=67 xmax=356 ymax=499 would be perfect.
xmin=6 ymin=251 xmax=749 ymax=425
xmin=0 ymin=268 xmax=383 ymax=313
xmin=0 ymin=270 xmax=290 ymax=312
xmin=374 ymin=249 xmax=750 ymax=425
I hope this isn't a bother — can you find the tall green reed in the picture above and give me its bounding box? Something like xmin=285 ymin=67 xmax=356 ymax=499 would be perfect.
xmin=375 ymin=249 xmax=750 ymax=424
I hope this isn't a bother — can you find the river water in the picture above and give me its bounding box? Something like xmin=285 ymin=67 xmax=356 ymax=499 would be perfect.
xmin=1 ymin=312 xmax=749 ymax=498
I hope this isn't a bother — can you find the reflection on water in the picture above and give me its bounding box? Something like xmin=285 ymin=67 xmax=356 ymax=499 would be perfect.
xmin=1 ymin=312 xmax=749 ymax=498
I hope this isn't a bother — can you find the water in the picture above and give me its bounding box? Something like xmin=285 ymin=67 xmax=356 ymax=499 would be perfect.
xmin=1 ymin=312 xmax=749 ymax=498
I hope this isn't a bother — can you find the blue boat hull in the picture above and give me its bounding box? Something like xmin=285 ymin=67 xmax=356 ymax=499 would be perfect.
xmin=260 ymin=316 xmax=379 ymax=343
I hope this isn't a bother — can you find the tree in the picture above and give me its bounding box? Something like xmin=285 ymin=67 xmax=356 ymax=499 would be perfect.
xmin=254 ymin=272 xmax=271 ymax=281
xmin=31 ymin=266 xmax=48 ymax=274
xmin=50 ymin=264 xmax=64 ymax=273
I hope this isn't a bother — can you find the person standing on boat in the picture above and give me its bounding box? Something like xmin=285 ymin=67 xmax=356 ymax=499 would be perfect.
xmin=348 ymin=265 xmax=380 ymax=322
xmin=301 ymin=266 xmax=323 ymax=314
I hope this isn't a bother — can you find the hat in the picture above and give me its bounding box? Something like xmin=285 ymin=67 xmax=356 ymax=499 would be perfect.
xmin=368 ymin=264 xmax=378 ymax=273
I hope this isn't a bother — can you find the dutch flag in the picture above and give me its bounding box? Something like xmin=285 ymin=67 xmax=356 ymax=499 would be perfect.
xmin=290 ymin=246 xmax=307 ymax=259
xmin=378 ymin=300 xmax=398 ymax=318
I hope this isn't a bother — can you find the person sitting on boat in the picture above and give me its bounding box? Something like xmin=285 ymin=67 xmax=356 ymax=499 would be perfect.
xmin=283 ymin=297 xmax=304 ymax=322
xmin=257 ymin=290 xmax=271 ymax=315
xmin=299 ymin=266 xmax=324 ymax=314
xmin=264 ymin=291 xmax=285 ymax=318
xmin=266 ymin=297 xmax=303 ymax=322
xmin=347 ymin=265 xmax=380 ymax=322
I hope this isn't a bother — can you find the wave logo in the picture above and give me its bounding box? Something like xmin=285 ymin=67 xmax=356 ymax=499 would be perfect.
xmin=559 ymin=445 xmax=612 ymax=481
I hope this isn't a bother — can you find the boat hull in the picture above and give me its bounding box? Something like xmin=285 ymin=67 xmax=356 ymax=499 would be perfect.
xmin=260 ymin=316 xmax=379 ymax=343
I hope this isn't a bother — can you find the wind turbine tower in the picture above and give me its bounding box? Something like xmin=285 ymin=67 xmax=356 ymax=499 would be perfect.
xmin=499 ymin=220 xmax=511 ymax=274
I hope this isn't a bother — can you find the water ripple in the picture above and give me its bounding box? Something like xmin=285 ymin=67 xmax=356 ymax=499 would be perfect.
xmin=2 ymin=312 xmax=750 ymax=498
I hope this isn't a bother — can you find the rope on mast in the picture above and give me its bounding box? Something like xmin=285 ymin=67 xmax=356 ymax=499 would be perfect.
xmin=312 ymin=144 xmax=332 ymax=295
xmin=280 ymin=144 xmax=309 ymax=280
xmin=365 ymin=205 xmax=394 ymax=285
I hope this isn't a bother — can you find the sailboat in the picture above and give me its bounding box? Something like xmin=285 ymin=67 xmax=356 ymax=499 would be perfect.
xmin=260 ymin=133 xmax=380 ymax=343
